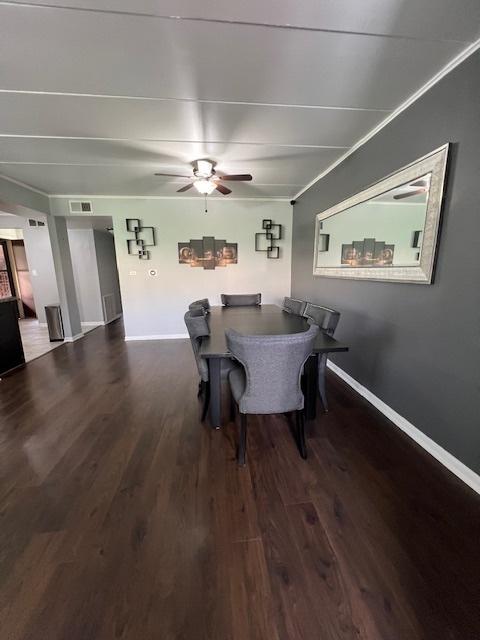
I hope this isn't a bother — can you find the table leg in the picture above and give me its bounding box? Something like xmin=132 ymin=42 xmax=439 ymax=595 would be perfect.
xmin=208 ymin=358 xmax=222 ymax=429
xmin=304 ymin=353 xmax=318 ymax=420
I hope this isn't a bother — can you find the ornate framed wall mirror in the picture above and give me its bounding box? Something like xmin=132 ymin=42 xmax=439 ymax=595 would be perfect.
xmin=312 ymin=144 xmax=450 ymax=284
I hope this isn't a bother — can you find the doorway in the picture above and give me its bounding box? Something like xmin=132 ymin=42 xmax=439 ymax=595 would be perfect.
xmin=0 ymin=223 xmax=62 ymax=363
xmin=11 ymin=240 xmax=36 ymax=317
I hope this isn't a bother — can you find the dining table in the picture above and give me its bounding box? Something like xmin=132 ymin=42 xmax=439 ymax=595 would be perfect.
xmin=198 ymin=304 xmax=349 ymax=428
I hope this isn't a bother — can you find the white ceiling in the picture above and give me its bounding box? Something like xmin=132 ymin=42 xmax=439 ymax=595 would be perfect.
xmin=0 ymin=0 xmax=479 ymax=199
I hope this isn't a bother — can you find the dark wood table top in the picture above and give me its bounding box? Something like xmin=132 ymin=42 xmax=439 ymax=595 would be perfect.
xmin=199 ymin=304 xmax=349 ymax=359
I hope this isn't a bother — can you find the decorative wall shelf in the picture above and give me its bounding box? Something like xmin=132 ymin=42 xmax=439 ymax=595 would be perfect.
xmin=255 ymin=219 xmax=282 ymax=259
xmin=126 ymin=219 xmax=156 ymax=260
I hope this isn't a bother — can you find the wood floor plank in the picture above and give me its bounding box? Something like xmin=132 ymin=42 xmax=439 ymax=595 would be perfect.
xmin=0 ymin=532 xmax=69 ymax=640
xmin=227 ymin=539 xmax=280 ymax=640
xmin=0 ymin=320 xmax=478 ymax=639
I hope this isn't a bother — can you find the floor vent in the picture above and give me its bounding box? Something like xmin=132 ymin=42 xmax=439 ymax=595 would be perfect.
xmin=69 ymin=200 xmax=93 ymax=214
xmin=102 ymin=294 xmax=116 ymax=324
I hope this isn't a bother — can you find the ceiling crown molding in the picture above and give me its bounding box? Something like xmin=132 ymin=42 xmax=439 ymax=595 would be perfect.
xmin=0 ymin=172 xmax=49 ymax=196
xmin=294 ymin=36 xmax=480 ymax=200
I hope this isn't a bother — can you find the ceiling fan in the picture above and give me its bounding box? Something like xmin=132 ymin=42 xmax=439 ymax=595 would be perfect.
xmin=154 ymin=159 xmax=252 ymax=195
xmin=393 ymin=178 xmax=429 ymax=200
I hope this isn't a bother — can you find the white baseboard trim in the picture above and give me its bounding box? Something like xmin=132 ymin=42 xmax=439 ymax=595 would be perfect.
xmin=105 ymin=313 xmax=122 ymax=325
xmin=80 ymin=315 xmax=122 ymax=329
xmin=327 ymin=361 xmax=480 ymax=495
xmin=64 ymin=333 xmax=84 ymax=343
xmin=125 ymin=333 xmax=189 ymax=341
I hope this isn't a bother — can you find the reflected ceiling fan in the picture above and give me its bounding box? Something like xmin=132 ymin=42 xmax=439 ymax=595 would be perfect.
xmin=154 ymin=159 xmax=252 ymax=195
xmin=393 ymin=178 xmax=429 ymax=200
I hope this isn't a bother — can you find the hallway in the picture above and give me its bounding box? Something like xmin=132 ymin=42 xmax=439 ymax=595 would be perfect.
xmin=19 ymin=318 xmax=62 ymax=362
xmin=18 ymin=318 xmax=100 ymax=363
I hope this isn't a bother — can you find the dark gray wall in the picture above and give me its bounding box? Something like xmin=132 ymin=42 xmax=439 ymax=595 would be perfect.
xmin=292 ymin=51 xmax=480 ymax=473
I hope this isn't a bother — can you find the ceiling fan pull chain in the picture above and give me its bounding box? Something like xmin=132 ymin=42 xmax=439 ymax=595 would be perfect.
xmin=204 ymin=194 xmax=208 ymax=214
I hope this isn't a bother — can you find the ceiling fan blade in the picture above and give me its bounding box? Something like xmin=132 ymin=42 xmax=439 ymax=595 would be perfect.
xmin=177 ymin=183 xmax=194 ymax=193
xmin=155 ymin=172 xmax=191 ymax=178
xmin=215 ymin=183 xmax=232 ymax=195
xmin=393 ymin=188 xmax=426 ymax=200
xmin=410 ymin=179 xmax=428 ymax=188
xmin=218 ymin=174 xmax=253 ymax=181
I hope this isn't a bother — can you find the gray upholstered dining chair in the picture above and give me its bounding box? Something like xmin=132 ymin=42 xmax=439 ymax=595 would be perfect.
xmin=184 ymin=309 xmax=237 ymax=422
xmin=184 ymin=310 xmax=211 ymax=421
xmin=226 ymin=324 xmax=319 ymax=464
xmin=303 ymin=302 xmax=341 ymax=412
xmin=188 ymin=305 xmax=206 ymax=318
xmin=189 ymin=298 xmax=210 ymax=313
xmin=283 ymin=296 xmax=307 ymax=316
xmin=221 ymin=293 xmax=261 ymax=307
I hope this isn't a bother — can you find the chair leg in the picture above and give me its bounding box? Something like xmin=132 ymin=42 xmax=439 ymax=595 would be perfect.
xmin=230 ymin=390 xmax=236 ymax=423
xmin=318 ymin=355 xmax=329 ymax=412
xmin=201 ymin=381 xmax=210 ymax=422
xmin=296 ymin=410 xmax=307 ymax=459
xmin=238 ymin=413 xmax=247 ymax=465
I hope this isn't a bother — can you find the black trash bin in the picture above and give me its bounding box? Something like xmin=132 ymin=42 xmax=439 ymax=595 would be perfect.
xmin=45 ymin=305 xmax=64 ymax=342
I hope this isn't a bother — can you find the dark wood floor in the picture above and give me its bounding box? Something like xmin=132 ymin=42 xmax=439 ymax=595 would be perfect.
xmin=0 ymin=321 xmax=478 ymax=640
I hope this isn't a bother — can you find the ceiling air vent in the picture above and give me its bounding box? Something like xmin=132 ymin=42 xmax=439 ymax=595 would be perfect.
xmin=69 ymin=200 xmax=93 ymax=214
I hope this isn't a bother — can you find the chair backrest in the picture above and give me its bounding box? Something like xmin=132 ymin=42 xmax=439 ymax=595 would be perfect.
xmin=189 ymin=298 xmax=210 ymax=313
xmin=283 ymin=297 xmax=307 ymax=316
xmin=184 ymin=310 xmax=210 ymax=381
xmin=226 ymin=324 xmax=318 ymax=414
xmin=188 ymin=305 xmax=206 ymax=318
xmin=303 ymin=303 xmax=340 ymax=336
xmin=221 ymin=293 xmax=261 ymax=307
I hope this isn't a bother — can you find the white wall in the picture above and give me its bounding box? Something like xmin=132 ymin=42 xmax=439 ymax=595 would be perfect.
xmin=114 ymin=199 xmax=292 ymax=338
xmin=68 ymin=227 xmax=104 ymax=324
xmin=50 ymin=197 xmax=293 ymax=338
xmin=0 ymin=215 xmax=61 ymax=323
xmin=16 ymin=222 xmax=60 ymax=324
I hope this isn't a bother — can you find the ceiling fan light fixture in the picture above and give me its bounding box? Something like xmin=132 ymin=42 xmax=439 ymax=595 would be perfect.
xmin=194 ymin=159 xmax=214 ymax=178
xmin=194 ymin=179 xmax=215 ymax=195
xmin=155 ymin=158 xmax=251 ymax=196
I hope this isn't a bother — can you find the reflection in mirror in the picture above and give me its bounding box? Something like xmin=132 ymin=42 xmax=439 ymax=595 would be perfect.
xmin=313 ymin=145 xmax=449 ymax=284
xmin=316 ymin=173 xmax=431 ymax=269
